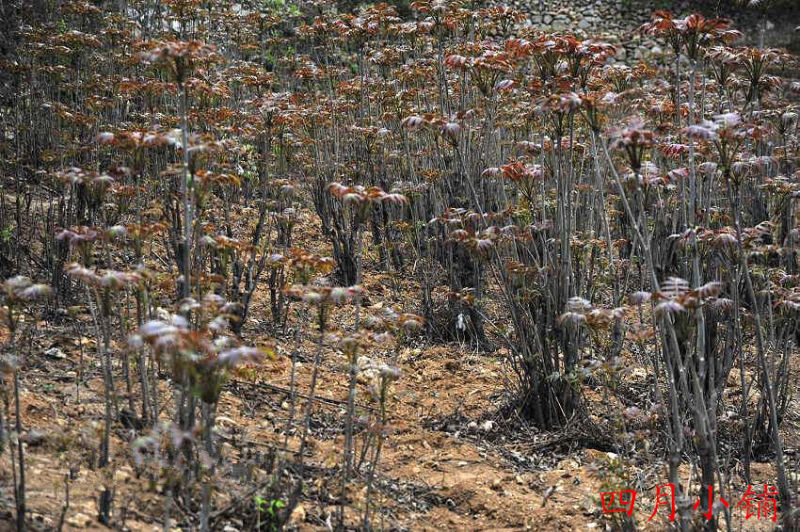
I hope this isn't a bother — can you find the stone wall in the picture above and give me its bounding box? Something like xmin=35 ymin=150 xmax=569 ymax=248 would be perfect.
xmin=515 ymin=0 xmax=648 ymax=34
xmin=499 ymin=0 xmax=799 ymax=57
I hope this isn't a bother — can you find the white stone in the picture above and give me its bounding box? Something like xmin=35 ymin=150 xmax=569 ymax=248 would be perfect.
xmin=45 ymin=347 xmax=67 ymax=360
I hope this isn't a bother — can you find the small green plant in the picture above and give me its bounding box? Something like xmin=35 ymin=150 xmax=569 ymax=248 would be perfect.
xmin=0 ymin=226 xmax=13 ymax=243
xmin=254 ymin=496 xmax=285 ymax=531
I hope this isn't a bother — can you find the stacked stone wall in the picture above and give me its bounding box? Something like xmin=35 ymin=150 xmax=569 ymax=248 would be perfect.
xmin=493 ymin=0 xmax=799 ymax=57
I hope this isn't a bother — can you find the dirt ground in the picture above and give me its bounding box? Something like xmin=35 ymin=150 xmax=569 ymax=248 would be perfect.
xmin=1 ymin=208 xmax=798 ymax=531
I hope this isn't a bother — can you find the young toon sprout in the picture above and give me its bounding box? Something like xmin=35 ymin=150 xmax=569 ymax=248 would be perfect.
xmin=132 ymin=303 xmax=268 ymax=532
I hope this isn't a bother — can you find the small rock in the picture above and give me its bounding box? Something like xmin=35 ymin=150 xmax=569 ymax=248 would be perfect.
xmin=114 ymin=468 xmax=130 ymax=483
xmin=66 ymin=513 xmax=93 ymax=528
xmin=289 ymin=504 xmax=306 ymax=525
xmin=45 ymin=347 xmax=67 ymax=360
xmin=22 ymin=429 xmax=46 ymax=447
xmin=557 ymin=458 xmax=580 ymax=470
xmin=480 ymin=420 xmax=494 ymax=432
